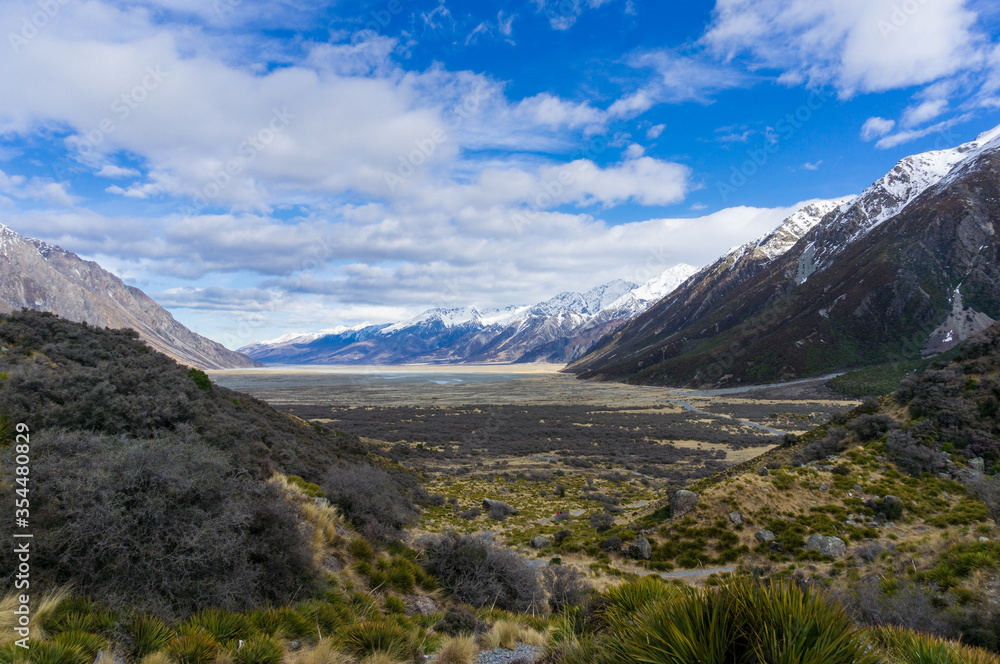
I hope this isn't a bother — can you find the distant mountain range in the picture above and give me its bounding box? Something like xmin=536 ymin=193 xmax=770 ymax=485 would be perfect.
xmin=0 ymin=223 xmax=258 ymax=370
xmin=239 ymin=264 xmax=700 ymax=364
xmin=569 ymin=125 xmax=1000 ymax=387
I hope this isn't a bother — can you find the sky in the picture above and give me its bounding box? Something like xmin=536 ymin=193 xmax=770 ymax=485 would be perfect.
xmin=2 ymin=0 xmax=1000 ymax=349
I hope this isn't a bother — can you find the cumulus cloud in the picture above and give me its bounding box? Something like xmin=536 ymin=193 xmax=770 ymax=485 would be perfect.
xmin=860 ymin=116 xmax=896 ymax=141
xmin=609 ymin=51 xmax=749 ymax=116
xmin=702 ymin=0 xmax=986 ymax=97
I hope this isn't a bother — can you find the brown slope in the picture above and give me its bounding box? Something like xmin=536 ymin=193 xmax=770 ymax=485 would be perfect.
xmin=0 ymin=224 xmax=258 ymax=369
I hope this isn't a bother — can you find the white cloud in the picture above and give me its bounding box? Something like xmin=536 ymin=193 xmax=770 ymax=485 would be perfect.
xmin=96 ymin=164 xmax=141 ymax=178
xmin=802 ymin=160 xmax=822 ymax=170
xmin=703 ymin=0 xmax=986 ymax=97
xmin=0 ymin=169 xmax=79 ymax=206
xmin=646 ymin=123 xmax=665 ymax=139
xmin=609 ymin=51 xmax=748 ymax=116
xmin=901 ymin=98 xmax=949 ymax=127
xmin=860 ymin=116 xmax=896 ymax=141
xmin=534 ymin=0 xmax=618 ymax=31
xmin=873 ymin=116 xmax=968 ymax=149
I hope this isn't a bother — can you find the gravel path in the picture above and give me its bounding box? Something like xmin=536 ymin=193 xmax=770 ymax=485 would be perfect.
xmin=475 ymin=644 xmax=544 ymax=664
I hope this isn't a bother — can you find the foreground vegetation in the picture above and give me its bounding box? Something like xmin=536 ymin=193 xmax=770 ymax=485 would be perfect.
xmin=3 ymin=311 xmax=1000 ymax=662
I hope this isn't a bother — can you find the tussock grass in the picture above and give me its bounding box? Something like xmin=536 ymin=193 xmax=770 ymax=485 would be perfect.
xmin=870 ymin=624 xmax=1000 ymax=663
xmin=340 ymin=620 xmax=411 ymax=661
xmin=435 ymin=634 xmax=478 ymax=664
xmin=285 ymin=641 xmax=356 ymax=664
xmin=0 ymin=587 xmax=71 ymax=644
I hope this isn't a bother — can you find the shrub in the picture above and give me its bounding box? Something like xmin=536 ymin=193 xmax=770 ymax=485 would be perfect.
xmin=849 ymin=414 xmax=899 ymax=442
xmin=868 ymin=496 xmax=904 ymax=521
xmin=885 ymin=430 xmax=947 ymax=477
xmin=22 ymin=431 xmax=313 ymax=617
xmin=187 ymin=368 xmax=212 ymax=392
xmin=599 ymin=537 xmax=622 ymax=552
xmin=589 ymin=513 xmax=615 ymax=532
xmin=458 ymin=507 xmax=481 ymax=520
xmin=434 ymin=606 xmax=479 ymax=637
xmin=130 ymin=614 xmax=174 ymax=660
xmin=542 ymin=565 xmax=590 ymax=613
xmin=323 ymin=464 xmax=419 ymax=540
xmin=167 ymin=633 xmax=219 ymax=664
xmin=791 ymin=428 xmax=848 ymax=465
xmin=418 ymin=533 xmax=543 ymax=613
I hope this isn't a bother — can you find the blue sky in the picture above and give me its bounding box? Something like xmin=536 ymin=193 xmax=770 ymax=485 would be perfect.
xmin=2 ymin=0 xmax=1000 ymax=348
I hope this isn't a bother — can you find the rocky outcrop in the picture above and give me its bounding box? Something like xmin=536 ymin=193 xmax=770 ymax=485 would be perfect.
xmin=805 ymin=535 xmax=847 ymax=557
xmin=670 ymin=490 xmax=699 ymax=518
xmin=0 ymin=224 xmax=257 ymax=370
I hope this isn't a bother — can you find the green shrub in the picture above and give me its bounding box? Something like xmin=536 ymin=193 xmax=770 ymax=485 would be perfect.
xmin=130 ymin=614 xmax=174 ymax=660
xmin=187 ymin=367 xmax=212 ymax=392
xmin=167 ymin=633 xmax=219 ymax=664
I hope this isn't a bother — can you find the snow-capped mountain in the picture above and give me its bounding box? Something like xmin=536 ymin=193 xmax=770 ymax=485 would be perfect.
xmin=570 ymin=124 xmax=1000 ymax=387
xmin=240 ymin=265 xmax=699 ymax=365
xmin=0 ymin=224 xmax=258 ymax=370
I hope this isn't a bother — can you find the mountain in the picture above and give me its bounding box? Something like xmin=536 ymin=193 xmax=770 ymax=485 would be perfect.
xmin=568 ymin=126 xmax=1000 ymax=387
xmin=0 ymin=223 xmax=258 ymax=369
xmin=240 ymin=265 xmax=699 ymax=365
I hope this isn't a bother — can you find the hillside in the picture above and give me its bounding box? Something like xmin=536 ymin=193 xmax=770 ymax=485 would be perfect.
xmin=0 ymin=224 xmax=257 ymax=370
xmin=569 ymin=127 xmax=1000 ymax=387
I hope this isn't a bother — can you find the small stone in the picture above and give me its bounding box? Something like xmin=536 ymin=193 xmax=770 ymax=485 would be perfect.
xmin=531 ymin=536 xmax=551 ymax=549
xmin=819 ymin=483 xmax=830 ymax=492
xmin=671 ymin=490 xmax=699 ymax=519
xmin=728 ymin=512 xmax=744 ymax=526
xmin=979 ymin=536 xmax=990 ymax=543
xmin=755 ymin=529 xmax=776 ymax=543
xmin=768 ymin=541 xmax=784 ymax=553
xmin=942 ymin=492 xmax=950 ymax=500
xmin=853 ymin=484 xmax=862 ymax=492
xmin=845 ymin=520 xmax=856 ymax=526
xmin=758 ymin=467 xmax=769 ymax=476
xmin=805 ymin=535 xmax=846 ymax=557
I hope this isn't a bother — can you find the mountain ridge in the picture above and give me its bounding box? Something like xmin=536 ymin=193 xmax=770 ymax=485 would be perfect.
xmin=0 ymin=223 xmax=258 ymax=370
xmin=568 ymin=125 xmax=1000 ymax=386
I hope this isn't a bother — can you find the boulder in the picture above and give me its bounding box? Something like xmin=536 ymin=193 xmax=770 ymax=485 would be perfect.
xmin=758 ymin=467 xmax=769 ymax=476
xmin=755 ymin=529 xmax=776 ymax=543
xmin=482 ymin=498 xmax=518 ymax=517
xmin=670 ymin=490 xmax=699 ymax=519
xmin=819 ymin=483 xmax=830 ymax=492
xmin=531 ymin=536 xmax=551 ymax=549
xmin=970 ymin=457 xmax=986 ymax=474
xmin=805 ymin=535 xmax=846 ymax=558
xmin=728 ymin=512 xmax=744 ymax=526
xmin=627 ymin=537 xmax=652 ymax=560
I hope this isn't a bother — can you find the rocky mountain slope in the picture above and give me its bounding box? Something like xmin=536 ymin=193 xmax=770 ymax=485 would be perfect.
xmin=569 ymin=126 xmax=1000 ymax=387
xmin=0 ymin=223 xmax=257 ymax=369
xmin=240 ymin=264 xmax=699 ymax=365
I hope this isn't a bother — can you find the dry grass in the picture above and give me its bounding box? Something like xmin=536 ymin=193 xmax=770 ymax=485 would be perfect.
xmin=270 ymin=473 xmax=343 ymax=567
xmin=139 ymin=653 xmax=173 ymax=664
xmin=434 ymin=635 xmax=478 ymax=664
xmin=360 ymin=652 xmax=402 ymax=664
xmin=479 ymin=620 xmax=547 ymax=651
xmin=0 ymin=586 xmax=70 ymax=644
xmin=284 ymin=641 xmax=356 ymax=664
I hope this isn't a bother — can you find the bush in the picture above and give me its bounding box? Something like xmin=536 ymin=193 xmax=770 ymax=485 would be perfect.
xmin=849 ymin=414 xmax=899 ymax=442
xmin=187 ymin=368 xmax=212 ymax=392
xmin=541 ymin=565 xmax=590 ymax=613
xmin=434 ymin=606 xmax=479 ymax=636
xmin=589 ymin=513 xmax=615 ymax=532
xmin=322 ymin=463 xmax=419 ymax=540
xmin=458 ymin=507 xmax=481 ymax=520
xmin=14 ymin=430 xmax=313 ymax=617
xmin=599 ymin=537 xmax=623 ymax=552
xmin=418 ymin=533 xmax=543 ymax=613
xmin=885 ymin=430 xmax=947 ymax=477
xmin=791 ymin=428 xmax=848 ymax=465
xmin=868 ymin=496 xmax=904 ymax=521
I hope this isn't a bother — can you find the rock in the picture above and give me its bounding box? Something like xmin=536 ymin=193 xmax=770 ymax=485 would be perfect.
xmin=405 ymin=595 xmax=440 ymax=616
xmin=755 ymin=529 xmax=776 ymax=543
xmin=819 ymin=483 xmax=830 ymax=491
xmin=758 ymin=467 xmax=770 ymax=476
xmin=979 ymin=536 xmax=991 ymax=543
xmin=531 ymin=536 xmax=551 ymax=549
xmin=970 ymin=457 xmax=986 ymax=474
xmin=805 ymin=535 xmax=847 ymax=557
xmin=853 ymin=485 xmax=863 ymax=492
xmin=768 ymin=541 xmax=784 ymax=553
xmin=670 ymin=490 xmax=699 ymax=518
xmin=942 ymin=492 xmax=950 ymax=500
xmin=937 ymin=473 xmax=951 ymax=480
xmin=482 ymin=498 xmax=518 ymax=516
xmin=728 ymin=512 xmax=744 ymax=526
xmin=819 ymin=465 xmax=834 ymax=473
xmin=627 ymin=537 xmax=652 ymax=560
